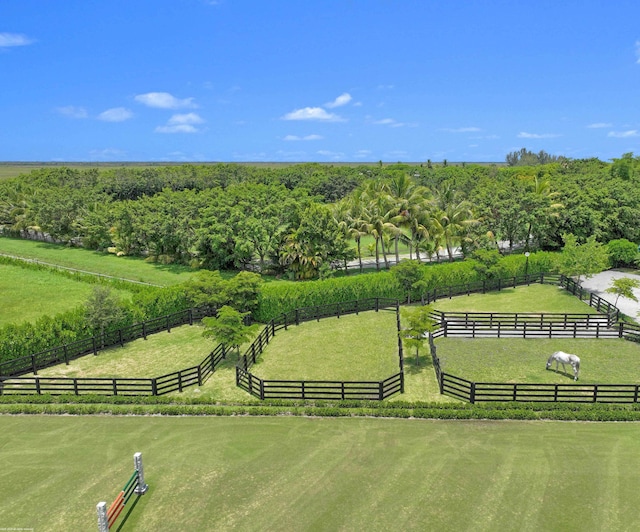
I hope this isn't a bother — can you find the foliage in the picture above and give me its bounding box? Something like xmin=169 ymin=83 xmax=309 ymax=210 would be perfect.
xmin=84 ymin=286 xmax=124 ymax=344
xmin=605 ymin=277 xmax=640 ymax=306
xmin=607 ymin=238 xmax=638 ymax=268
xmin=505 ymin=148 xmax=565 ymax=166
xmin=399 ymin=306 xmax=437 ymax=366
xmin=202 ymin=305 xmax=251 ymax=355
xmin=557 ymin=233 xmax=610 ymax=283
xmin=390 ymin=260 xmax=424 ymax=303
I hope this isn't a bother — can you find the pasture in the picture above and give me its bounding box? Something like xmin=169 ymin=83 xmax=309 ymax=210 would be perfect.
xmin=0 ymin=263 xmax=131 ymax=326
xmin=251 ymin=311 xmax=399 ymax=381
xmin=436 ymin=338 xmax=640 ymax=384
xmin=1 ymin=416 xmax=639 ymax=531
xmin=432 ymin=283 xmax=598 ymax=314
xmin=0 ymin=237 xmax=197 ymax=286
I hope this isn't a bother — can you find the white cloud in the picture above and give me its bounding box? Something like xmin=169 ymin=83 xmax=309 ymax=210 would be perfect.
xmin=325 ymin=92 xmax=352 ymax=108
xmin=282 ymin=107 xmax=344 ymax=121
xmin=283 ymin=134 xmax=323 ymax=141
xmin=55 ymin=106 xmax=88 ymax=119
xmin=155 ymin=113 xmax=205 ymax=133
xmin=0 ymin=33 xmax=34 ymax=47
xmin=443 ymin=127 xmax=482 ymax=133
xmin=373 ymin=117 xmax=416 ymax=128
xmin=317 ymin=150 xmax=346 ymax=160
xmin=89 ymin=148 xmax=127 ymax=159
xmin=135 ymin=92 xmax=196 ymax=109
xmin=98 ymin=107 xmax=133 ymax=122
xmin=608 ymin=130 xmax=638 ymax=138
xmin=155 ymin=124 xmax=198 ymax=134
xmin=587 ymin=122 xmax=613 ymax=129
xmin=167 ymin=113 xmax=204 ymax=125
xmin=470 ymin=134 xmax=499 ymax=140
xmin=517 ymin=132 xmax=560 ymax=139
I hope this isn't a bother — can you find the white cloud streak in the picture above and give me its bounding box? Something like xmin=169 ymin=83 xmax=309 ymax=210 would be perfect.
xmin=587 ymin=122 xmax=613 ymax=128
xmin=55 ymin=106 xmax=88 ymax=119
xmin=0 ymin=33 xmax=34 ymax=47
xmin=283 ymin=134 xmax=323 ymax=141
xmin=442 ymin=127 xmax=482 ymax=133
xmin=98 ymin=107 xmax=133 ymax=122
xmin=282 ymin=107 xmax=344 ymax=122
xmin=608 ymin=130 xmax=638 ymax=138
xmin=325 ymin=93 xmax=352 ymax=108
xmin=517 ymin=132 xmax=560 ymax=139
xmin=135 ymin=92 xmax=196 ymax=109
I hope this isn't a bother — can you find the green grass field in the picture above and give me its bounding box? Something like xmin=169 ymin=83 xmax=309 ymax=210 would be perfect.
xmin=1 ymin=416 xmax=639 ymax=531
xmin=32 ymin=325 xmax=217 ymax=379
xmin=436 ymin=338 xmax=640 ymax=384
xmin=432 ymin=283 xmax=597 ymax=314
xmin=0 ymin=236 xmax=197 ymax=286
xmin=251 ymin=311 xmax=400 ymax=381
xmin=0 ymin=263 xmax=131 ymax=326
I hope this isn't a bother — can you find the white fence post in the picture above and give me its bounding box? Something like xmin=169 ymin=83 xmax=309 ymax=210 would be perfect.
xmin=134 ymin=452 xmax=149 ymax=494
xmin=97 ymin=501 xmax=109 ymax=532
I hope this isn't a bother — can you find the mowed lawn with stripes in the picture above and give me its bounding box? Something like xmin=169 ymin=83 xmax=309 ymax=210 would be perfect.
xmin=1 ymin=416 xmax=640 ymax=531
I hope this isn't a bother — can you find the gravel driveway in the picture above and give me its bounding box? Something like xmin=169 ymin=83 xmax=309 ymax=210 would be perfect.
xmin=580 ymin=270 xmax=640 ymax=319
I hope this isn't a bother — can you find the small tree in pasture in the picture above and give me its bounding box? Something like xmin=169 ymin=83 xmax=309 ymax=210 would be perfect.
xmin=399 ymin=305 xmax=437 ymax=366
xmin=202 ymin=305 xmax=251 ymax=357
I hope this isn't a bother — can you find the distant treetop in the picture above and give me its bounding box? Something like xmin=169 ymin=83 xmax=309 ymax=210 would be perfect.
xmin=506 ymin=148 xmax=567 ymax=166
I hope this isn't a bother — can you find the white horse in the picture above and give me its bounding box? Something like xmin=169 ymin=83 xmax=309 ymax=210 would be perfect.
xmin=546 ymin=351 xmax=581 ymax=381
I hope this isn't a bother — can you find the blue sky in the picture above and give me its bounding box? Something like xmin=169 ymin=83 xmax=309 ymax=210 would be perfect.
xmin=2 ymin=0 xmax=639 ymax=163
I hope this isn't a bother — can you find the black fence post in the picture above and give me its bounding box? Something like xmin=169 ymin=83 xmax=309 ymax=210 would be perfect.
xmin=197 ymin=365 xmax=203 ymax=386
xmin=260 ymin=378 xmax=265 ymax=400
xmin=469 ymin=382 xmax=476 ymax=404
xmin=283 ymin=313 xmax=288 ymax=330
xmin=189 ymin=308 xmax=193 ymax=326
xmin=167 ymin=315 xmax=171 ymax=333
xmin=142 ymin=322 xmax=147 ymax=340
xmin=375 ymin=298 xmax=379 ymax=312
xmin=31 ymin=355 xmax=37 ymax=376
xmin=63 ymin=345 xmax=69 ymax=365
xmin=336 ymin=302 xmax=340 ymax=319
xmin=178 ymin=371 xmax=183 ymax=392
xmin=378 ymin=381 xmax=384 ymax=400
xmin=35 ymin=377 xmax=41 ymax=395
xmin=295 ymin=309 xmax=300 ymax=325
xmin=355 ymin=300 xmax=359 ymax=315
xmin=400 ymin=371 xmax=405 ymax=394
xmin=151 ymin=378 xmax=158 ymax=396
xmin=92 ymin=337 xmax=98 ymax=356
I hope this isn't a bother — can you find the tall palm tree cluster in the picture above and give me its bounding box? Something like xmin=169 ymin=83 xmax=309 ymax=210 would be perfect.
xmin=333 ymin=174 xmax=478 ymax=272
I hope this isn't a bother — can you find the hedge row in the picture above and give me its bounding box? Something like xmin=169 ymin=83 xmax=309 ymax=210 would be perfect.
xmin=2 ymin=398 xmax=640 ymax=421
xmin=0 ymin=284 xmax=191 ymax=365
xmin=254 ymin=251 xmax=557 ymax=321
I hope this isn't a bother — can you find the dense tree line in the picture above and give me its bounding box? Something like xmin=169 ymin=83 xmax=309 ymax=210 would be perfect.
xmin=1 ymin=155 xmax=640 ymax=279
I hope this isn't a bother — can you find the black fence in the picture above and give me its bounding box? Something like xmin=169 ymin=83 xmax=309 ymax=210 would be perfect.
xmin=0 ymin=305 xmax=215 ymax=378
xmin=439 ymin=375 xmax=640 ymax=404
xmin=236 ymin=298 xmax=405 ymax=400
xmin=0 ymin=343 xmax=227 ymax=396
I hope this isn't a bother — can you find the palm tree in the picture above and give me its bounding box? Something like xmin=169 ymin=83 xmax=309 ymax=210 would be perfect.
xmin=523 ymin=174 xmax=563 ymax=251
xmin=430 ymin=184 xmax=477 ymax=261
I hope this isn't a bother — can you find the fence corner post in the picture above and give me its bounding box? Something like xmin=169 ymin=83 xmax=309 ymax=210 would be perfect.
xmin=151 ymin=378 xmax=157 ymax=396
xmin=378 ymin=380 xmax=384 ymax=400
xmin=400 ymin=371 xmax=405 ymax=394
xmin=97 ymin=501 xmax=109 ymax=532
xmin=469 ymin=382 xmax=476 ymax=404
xmin=133 ymin=452 xmax=149 ymax=495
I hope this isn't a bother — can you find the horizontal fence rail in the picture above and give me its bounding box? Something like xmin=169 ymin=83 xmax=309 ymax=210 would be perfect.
xmin=0 ymin=343 xmax=227 ymax=397
xmin=0 ymin=305 xmax=215 ymax=378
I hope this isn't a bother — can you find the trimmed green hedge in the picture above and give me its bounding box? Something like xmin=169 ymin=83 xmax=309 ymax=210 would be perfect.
xmin=255 ymin=252 xmax=558 ymax=321
xmin=2 ymin=394 xmax=639 ymax=421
